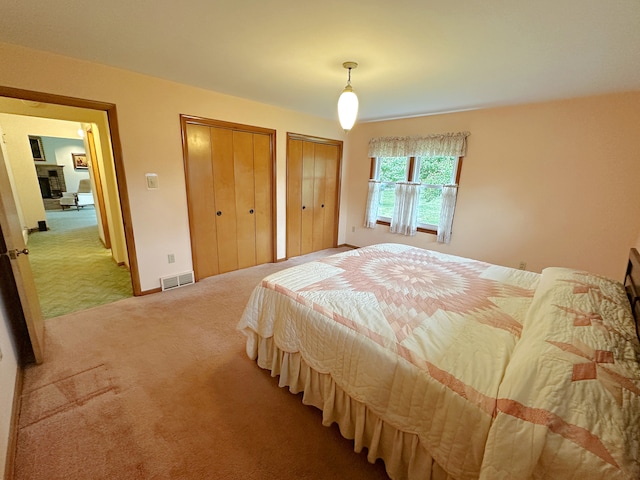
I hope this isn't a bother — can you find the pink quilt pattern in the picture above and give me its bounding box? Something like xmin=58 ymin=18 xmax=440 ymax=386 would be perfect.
xmin=298 ymin=247 xmax=534 ymax=341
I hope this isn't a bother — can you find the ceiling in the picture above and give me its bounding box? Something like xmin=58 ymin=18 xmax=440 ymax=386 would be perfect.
xmin=1 ymin=1 xmax=639 ymax=123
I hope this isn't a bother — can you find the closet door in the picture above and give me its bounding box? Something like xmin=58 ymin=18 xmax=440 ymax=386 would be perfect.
xmin=185 ymin=123 xmax=219 ymax=278
xmin=183 ymin=116 xmax=275 ymax=281
xmin=234 ymin=130 xmax=257 ymax=270
xmin=300 ymin=141 xmax=316 ymax=255
xmin=253 ymin=133 xmax=273 ymax=265
xmin=286 ymin=134 xmax=342 ymax=259
xmin=211 ymin=127 xmax=239 ymax=274
xmin=286 ymin=138 xmax=303 ymax=258
xmin=321 ymin=144 xmax=339 ymax=250
xmin=311 ymin=143 xmax=327 ymax=253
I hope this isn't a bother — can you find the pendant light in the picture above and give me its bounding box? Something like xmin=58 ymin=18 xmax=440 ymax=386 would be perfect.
xmin=338 ymin=61 xmax=359 ymax=132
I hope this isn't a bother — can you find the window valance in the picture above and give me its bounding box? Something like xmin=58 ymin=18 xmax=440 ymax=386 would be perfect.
xmin=368 ymin=132 xmax=470 ymax=158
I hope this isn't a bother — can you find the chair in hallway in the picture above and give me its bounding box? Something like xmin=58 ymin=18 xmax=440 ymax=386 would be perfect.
xmin=60 ymin=179 xmax=94 ymax=210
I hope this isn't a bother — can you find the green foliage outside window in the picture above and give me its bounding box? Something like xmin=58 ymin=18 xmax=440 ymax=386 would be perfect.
xmin=417 ymin=156 xmax=455 ymax=184
xmin=376 ymin=156 xmax=456 ymax=228
xmin=379 ymin=157 xmax=407 ymax=182
xmin=417 ymin=156 xmax=454 ymax=222
xmin=417 ymin=187 xmax=442 ymax=225
xmin=378 ymin=184 xmax=396 ymax=218
xmin=379 ymin=186 xmax=442 ymax=225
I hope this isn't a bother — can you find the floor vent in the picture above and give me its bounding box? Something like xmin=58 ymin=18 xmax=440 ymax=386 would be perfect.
xmin=160 ymin=271 xmax=195 ymax=291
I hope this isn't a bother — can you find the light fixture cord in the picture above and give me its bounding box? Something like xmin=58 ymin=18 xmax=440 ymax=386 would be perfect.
xmin=348 ymin=67 xmax=352 ymax=83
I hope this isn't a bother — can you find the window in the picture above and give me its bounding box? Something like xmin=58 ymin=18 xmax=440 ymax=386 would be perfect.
xmin=371 ymin=155 xmax=461 ymax=232
xmin=377 ymin=157 xmax=408 ymax=219
xmin=364 ymin=132 xmax=469 ymax=241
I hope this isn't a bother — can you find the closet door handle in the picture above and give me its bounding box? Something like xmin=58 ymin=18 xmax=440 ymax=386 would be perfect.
xmin=321 ymin=204 xmax=325 ymax=208
xmin=302 ymin=205 xmax=306 ymax=210
xmin=249 ymin=209 xmax=254 ymax=214
xmin=216 ymin=211 xmax=222 ymax=216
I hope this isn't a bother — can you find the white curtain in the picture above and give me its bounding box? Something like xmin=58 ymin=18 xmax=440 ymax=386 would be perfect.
xmin=390 ymin=183 xmax=421 ymax=236
xmin=437 ymin=185 xmax=458 ymax=244
xmin=368 ymin=132 xmax=469 ymax=158
xmin=364 ymin=180 xmax=381 ymax=228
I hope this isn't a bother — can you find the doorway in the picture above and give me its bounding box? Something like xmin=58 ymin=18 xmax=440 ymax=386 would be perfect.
xmin=0 ymin=86 xmax=140 ymax=338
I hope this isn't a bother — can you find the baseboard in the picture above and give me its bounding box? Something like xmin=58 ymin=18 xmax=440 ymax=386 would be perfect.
xmin=277 ymin=245 xmax=357 ymax=264
xmin=141 ymin=287 xmax=162 ymax=296
xmin=4 ymin=366 xmax=23 ymax=480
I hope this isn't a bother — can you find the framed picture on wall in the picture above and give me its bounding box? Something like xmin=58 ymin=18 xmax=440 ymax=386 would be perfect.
xmin=29 ymin=135 xmax=45 ymax=161
xmin=72 ymin=153 xmax=88 ymax=170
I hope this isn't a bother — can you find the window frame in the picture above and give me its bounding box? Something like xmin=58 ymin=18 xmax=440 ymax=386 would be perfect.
xmin=370 ymin=155 xmax=463 ymax=234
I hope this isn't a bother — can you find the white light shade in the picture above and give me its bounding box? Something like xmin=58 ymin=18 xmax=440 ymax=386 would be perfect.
xmin=338 ymin=85 xmax=359 ymax=132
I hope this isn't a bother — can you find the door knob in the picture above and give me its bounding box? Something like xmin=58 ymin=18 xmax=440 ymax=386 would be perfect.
xmin=3 ymin=248 xmax=29 ymax=260
xmin=302 ymin=205 xmax=306 ymax=210
xmin=216 ymin=211 xmax=222 ymax=216
xmin=249 ymin=209 xmax=254 ymax=214
xmin=321 ymin=204 xmax=325 ymax=208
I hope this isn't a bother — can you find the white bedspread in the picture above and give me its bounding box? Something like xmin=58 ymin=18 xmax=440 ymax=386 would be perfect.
xmin=480 ymin=267 xmax=640 ymax=479
xmin=237 ymin=244 xmax=640 ymax=479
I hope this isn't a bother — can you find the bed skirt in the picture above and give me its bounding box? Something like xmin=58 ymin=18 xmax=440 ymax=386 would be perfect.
xmin=249 ymin=332 xmax=454 ymax=480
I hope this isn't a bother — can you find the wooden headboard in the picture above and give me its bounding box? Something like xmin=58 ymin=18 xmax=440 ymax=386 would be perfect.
xmin=624 ymin=247 xmax=640 ymax=340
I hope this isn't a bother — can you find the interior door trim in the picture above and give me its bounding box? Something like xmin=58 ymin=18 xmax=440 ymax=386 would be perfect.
xmin=0 ymin=85 xmax=141 ymax=296
xmin=287 ymin=132 xmax=343 ymax=148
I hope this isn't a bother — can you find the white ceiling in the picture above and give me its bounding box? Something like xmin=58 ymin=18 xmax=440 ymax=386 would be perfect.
xmin=1 ymin=1 xmax=639 ymax=123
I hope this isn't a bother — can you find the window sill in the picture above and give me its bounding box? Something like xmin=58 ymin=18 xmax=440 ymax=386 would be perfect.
xmin=375 ymin=220 xmax=436 ymax=235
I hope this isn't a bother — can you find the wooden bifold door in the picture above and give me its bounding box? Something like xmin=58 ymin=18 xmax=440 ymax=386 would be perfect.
xmin=182 ymin=116 xmax=275 ymax=280
xmin=286 ymin=133 xmax=342 ymax=258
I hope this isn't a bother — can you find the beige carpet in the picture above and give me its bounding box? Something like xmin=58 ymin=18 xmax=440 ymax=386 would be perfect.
xmin=14 ymin=247 xmax=390 ymax=480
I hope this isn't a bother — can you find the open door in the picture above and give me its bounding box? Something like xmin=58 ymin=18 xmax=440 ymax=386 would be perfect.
xmin=86 ymin=126 xmax=111 ymax=249
xmin=0 ymin=129 xmax=44 ymax=364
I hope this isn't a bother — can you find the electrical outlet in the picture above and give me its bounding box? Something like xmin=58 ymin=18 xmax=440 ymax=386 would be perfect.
xmin=518 ymin=261 xmax=527 ymax=270
xmin=168 ymin=254 xmax=175 ymax=264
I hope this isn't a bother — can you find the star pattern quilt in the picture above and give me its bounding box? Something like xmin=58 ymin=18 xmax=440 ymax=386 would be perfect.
xmin=237 ymin=243 xmax=640 ymax=479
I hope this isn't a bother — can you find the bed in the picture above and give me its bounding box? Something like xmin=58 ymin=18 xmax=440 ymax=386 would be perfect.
xmin=237 ymin=243 xmax=640 ymax=479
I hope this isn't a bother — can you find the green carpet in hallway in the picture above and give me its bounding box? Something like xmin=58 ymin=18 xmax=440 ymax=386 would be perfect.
xmin=27 ymin=206 xmax=133 ymax=319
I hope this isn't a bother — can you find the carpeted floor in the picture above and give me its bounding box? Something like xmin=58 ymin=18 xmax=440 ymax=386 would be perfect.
xmin=27 ymin=206 xmax=133 ymax=319
xmin=14 ymin=247 xmax=390 ymax=480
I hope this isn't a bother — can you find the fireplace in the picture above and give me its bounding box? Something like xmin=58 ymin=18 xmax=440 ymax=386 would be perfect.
xmin=35 ymin=165 xmax=66 ymax=198
xmin=38 ymin=177 xmax=52 ymax=198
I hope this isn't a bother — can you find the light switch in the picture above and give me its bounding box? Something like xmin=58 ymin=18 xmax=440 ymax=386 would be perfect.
xmin=146 ymin=173 xmax=159 ymax=189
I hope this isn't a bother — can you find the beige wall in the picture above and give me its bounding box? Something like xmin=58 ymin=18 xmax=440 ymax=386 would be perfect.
xmin=1 ymin=42 xmax=638 ymax=286
xmin=343 ymin=92 xmax=640 ymax=281
xmin=0 ymin=42 xmax=348 ymax=291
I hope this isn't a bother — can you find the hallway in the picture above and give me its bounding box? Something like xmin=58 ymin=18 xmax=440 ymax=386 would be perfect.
xmin=27 ymin=206 xmax=133 ymax=319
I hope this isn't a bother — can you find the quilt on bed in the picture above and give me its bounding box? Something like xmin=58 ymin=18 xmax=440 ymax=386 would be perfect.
xmin=237 ymin=243 xmax=640 ymax=479
xmin=480 ymin=266 xmax=640 ymax=479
